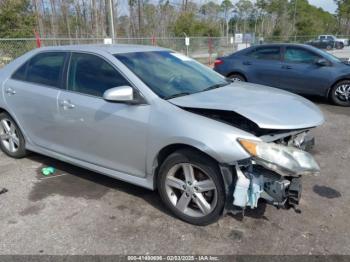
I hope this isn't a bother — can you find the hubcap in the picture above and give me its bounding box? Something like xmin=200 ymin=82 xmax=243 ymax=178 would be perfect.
xmin=165 ymin=163 xmax=217 ymax=217
xmin=335 ymin=84 xmax=350 ymax=102
xmin=230 ymin=77 xmax=242 ymax=82
xmin=0 ymin=119 xmax=19 ymax=153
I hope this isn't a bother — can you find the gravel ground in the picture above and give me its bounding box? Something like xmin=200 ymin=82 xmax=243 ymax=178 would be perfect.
xmin=0 ymin=98 xmax=349 ymax=255
xmin=329 ymin=46 xmax=350 ymax=59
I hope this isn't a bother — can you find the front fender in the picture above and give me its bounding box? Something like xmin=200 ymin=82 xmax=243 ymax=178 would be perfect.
xmin=145 ymin=100 xmax=255 ymax=176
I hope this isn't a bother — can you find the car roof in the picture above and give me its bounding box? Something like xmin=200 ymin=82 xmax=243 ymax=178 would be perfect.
xmin=235 ymin=43 xmax=319 ymax=54
xmin=250 ymin=43 xmax=312 ymax=48
xmin=35 ymin=44 xmax=169 ymax=54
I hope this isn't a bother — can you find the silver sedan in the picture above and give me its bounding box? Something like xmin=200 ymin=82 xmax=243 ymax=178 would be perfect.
xmin=0 ymin=45 xmax=323 ymax=225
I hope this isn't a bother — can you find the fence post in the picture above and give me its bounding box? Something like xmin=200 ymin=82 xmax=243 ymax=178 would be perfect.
xmin=34 ymin=30 xmax=41 ymax=48
xmin=208 ymin=36 xmax=213 ymax=66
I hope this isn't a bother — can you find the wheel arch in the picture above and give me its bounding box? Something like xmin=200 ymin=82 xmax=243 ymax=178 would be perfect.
xmin=327 ymin=78 xmax=350 ymax=99
xmin=152 ymin=143 xmax=220 ymax=189
xmin=226 ymin=71 xmax=247 ymax=81
xmin=0 ymin=106 xmax=32 ymax=146
xmin=0 ymin=107 xmax=11 ymax=116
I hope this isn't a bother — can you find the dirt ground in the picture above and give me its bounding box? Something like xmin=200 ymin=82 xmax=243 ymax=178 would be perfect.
xmin=0 ymin=98 xmax=349 ymax=255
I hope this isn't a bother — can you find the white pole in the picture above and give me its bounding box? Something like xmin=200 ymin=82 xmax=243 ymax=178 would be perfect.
xmin=109 ymin=0 xmax=115 ymax=43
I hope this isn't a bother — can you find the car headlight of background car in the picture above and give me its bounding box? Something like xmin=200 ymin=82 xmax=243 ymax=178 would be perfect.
xmin=238 ymin=139 xmax=320 ymax=175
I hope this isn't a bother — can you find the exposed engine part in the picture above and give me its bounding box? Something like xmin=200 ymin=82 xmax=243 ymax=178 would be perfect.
xmin=287 ymin=177 xmax=302 ymax=207
xmin=263 ymin=178 xmax=290 ymax=204
xmin=181 ymin=107 xmax=307 ymax=137
xmin=182 ymin=107 xmax=316 ymax=151
xmin=232 ymin=164 xmax=302 ymax=211
xmin=276 ymin=131 xmax=315 ymax=151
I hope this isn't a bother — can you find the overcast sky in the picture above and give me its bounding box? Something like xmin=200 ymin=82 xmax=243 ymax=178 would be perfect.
xmin=118 ymin=0 xmax=339 ymax=16
xmin=308 ymin=0 xmax=337 ymax=13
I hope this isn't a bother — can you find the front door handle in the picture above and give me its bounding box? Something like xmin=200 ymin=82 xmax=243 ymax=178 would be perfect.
xmin=5 ymin=87 xmax=16 ymax=95
xmin=59 ymin=100 xmax=75 ymax=109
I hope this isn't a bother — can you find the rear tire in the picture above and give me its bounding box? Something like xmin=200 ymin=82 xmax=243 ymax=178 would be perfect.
xmin=157 ymin=149 xmax=225 ymax=226
xmin=336 ymin=42 xmax=344 ymax=49
xmin=0 ymin=113 xmax=27 ymax=158
xmin=228 ymin=73 xmax=246 ymax=82
xmin=330 ymin=80 xmax=350 ymax=106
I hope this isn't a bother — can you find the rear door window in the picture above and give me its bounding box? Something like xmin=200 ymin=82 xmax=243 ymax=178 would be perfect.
xmin=284 ymin=47 xmax=321 ymax=64
xmin=248 ymin=47 xmax=281 ymax=61
xmin=25 ymin=52 xmax=66 ymax=88
xmin=12 ymin=62 xmax=28 ymax=81
xmin=67 ymin=53 xmax=130 ymax=97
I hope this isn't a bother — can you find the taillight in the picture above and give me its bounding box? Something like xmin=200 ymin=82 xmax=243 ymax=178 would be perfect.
xmin=214 ymin=59 xmax=223 ymax=66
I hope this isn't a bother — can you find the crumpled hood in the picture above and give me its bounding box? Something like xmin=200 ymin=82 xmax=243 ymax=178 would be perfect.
xmin=169 ymin=82 xmax=325 ymax=130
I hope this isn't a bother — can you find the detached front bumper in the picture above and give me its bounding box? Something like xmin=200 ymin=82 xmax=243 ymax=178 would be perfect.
xmin=221 ymin=147 xmax=318 ymax=214
xmin=233 ymin=163 xmax=303 ymax=210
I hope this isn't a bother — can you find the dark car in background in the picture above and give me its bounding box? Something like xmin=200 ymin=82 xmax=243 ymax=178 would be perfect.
xmin=306 ymin=38 xmax=344 ymax=50
xmin=214 ymin=44 xmax=350 ymax=106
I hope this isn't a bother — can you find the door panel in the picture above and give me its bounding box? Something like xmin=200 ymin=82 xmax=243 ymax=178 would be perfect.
xmin=246 ymin=59 xmax=284 ymax=88
xmin=3 ymin=79 xmax=61 ymax=150
xmin=280 ymin=47 xmax=332 ymax=95
xmin=244 ymin=46 xmax=284 ymax=88
xmin=3 ymin=52 xmax=66 ymax=150
xmin=278 ymin=64 xmax=332 ymax=95
xmin=56 ymin=91 xmax=150 ymax=177
xmin=54 ymin=52 xmax=150 ymax=177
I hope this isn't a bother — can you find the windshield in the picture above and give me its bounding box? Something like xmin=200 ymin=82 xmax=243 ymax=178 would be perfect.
xmin=114 ymin=51 xmax=228 ymax=99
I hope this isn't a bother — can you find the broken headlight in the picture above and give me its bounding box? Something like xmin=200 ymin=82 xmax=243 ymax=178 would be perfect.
xmin=238 ymin=139 xmax=320 ymax=175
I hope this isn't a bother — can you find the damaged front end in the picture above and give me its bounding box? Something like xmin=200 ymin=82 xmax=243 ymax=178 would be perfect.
xmin=178 ymin=106 xmax=322 ymax=215
xmin=227 ymin=139 xmax=320 ymax=214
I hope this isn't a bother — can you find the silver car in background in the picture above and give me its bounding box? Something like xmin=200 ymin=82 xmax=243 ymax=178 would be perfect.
xmin=0 ymin=45 xmax=324 ymax=225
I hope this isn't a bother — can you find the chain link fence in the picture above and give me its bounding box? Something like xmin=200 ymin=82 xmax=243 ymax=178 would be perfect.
xmin=0 ymin=36 xmax=242 ymax=67
xmin=1 ymin=35 xmax=350 ymax=67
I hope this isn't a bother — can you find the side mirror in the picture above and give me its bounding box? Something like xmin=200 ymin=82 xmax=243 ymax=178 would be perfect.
xmin=315 ymin=58 xmax=329 ymax=66
xmin=103 ymin=86 xmax=137 ymax=103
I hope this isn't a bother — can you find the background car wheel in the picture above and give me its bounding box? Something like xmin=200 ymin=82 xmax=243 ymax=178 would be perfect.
xmin=228 ymin=73 xmax=246 ymax=82
xmin=336 ymin=42 xmax=344 ymax=49
xmin=330 ymin=81 xmax=350 ymax=106
xmin=326 ymin=45 xmax=332 ymax=50
xmin=157 ymin=149 xmax=225 ymax=226
xmin=0 ymin=113 xmax=27 ymax=158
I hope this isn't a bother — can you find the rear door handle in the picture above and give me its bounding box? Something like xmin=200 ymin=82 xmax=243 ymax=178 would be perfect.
xmin=243 ymin=61 xmax=252 ymax=65
xmin=5 ymin=87 xmax=16 ymax=95
xmin=59 ymin=100 xmax=75 ymax=109
xmin=282 ymin=65 xmax=292 ymax=69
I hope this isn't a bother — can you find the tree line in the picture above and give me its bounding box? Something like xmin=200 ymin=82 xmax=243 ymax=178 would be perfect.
xmin=1 ymin=0 xmax=350 ymax=39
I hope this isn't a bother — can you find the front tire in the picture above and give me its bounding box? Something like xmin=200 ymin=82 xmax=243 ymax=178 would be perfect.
xmin=330 ymin=81 xmax=350 ymax=106
xmin=157 ymin=149 xmax=225 ymax=226
xmin=0 ymin=112 xmax=27 ymax=158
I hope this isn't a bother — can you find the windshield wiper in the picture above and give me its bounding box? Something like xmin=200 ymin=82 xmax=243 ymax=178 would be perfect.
xmin=202 ymin=82 xmax=230 ymax=92
xmin=165 ymin=92 xmax=191 ymax=100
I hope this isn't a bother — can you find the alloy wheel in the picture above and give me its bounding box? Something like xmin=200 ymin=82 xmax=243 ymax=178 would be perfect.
xmin=335 ymin=84 xmax=350 ymax=102
xmin=231 ymin=77 xmax=242 ymax=82
xmin=0 ymin=118 xmax=20 ymax=153
xmin=165 ymin=163 xmax=218 ymax=217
